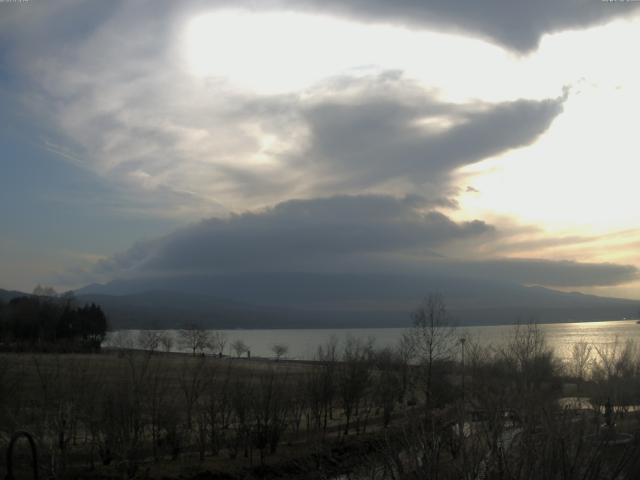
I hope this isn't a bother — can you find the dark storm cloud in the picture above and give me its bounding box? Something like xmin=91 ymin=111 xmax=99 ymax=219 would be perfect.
xmin=95 ymin=194 xmax=493 ymax=274
xmin=282 ymin=0 xmax=640 ymax=52
xmin=92 ymin=194 xmax=638 ymax=288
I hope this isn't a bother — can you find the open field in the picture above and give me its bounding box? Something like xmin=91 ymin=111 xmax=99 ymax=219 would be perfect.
xmin=5 ymin=322 xmax=640 ymax=479
xmin=0 ymin=346 xmax=419 ymax=479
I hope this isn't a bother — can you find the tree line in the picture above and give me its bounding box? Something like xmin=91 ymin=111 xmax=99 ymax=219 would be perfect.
xmin=0 ymin=286 xmax=107 ymax=351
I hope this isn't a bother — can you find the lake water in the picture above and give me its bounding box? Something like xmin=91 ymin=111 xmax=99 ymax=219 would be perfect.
xmin=106 ymin=319 xmax=640 ymax=361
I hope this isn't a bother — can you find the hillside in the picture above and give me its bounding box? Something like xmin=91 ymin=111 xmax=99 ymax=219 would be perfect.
xmin=3 ymin=274 xmax=638 ymax=329
xmin=69 ymin=273 xmax=640 ymax=329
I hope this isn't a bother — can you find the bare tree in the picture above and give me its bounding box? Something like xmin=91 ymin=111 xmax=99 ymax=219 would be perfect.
xmin=569 ymin=338 xmax=593 ymax=381
xmin=208 ymin=331 xmax=227 ymax=357
xmin=410 ymin=293 xmax=456 ymax=410
xmin=110 ymin=330 xmax=134 ymax=352
xmin=158 ymin=331 xmax=174 ymax=353
xmin=33 ymin=284 xmax=58 ymax=297
xmin=271 ymin=343 xmax=289 ymax=361
xmin=202 ymin=363 xmax=235 ymax=456
xmin=179 ymin=323 xmax=211 ymax=356
xmin=502 ymin=321 xmax=556 ymax=393
xmin=231 ymin=339 xmax=249 ymax=358
xmin=592 ymin=337 xmax=639 ymax=409
xmin=338 ymin=336 xmax=373 ymax=435
xmin=137 ymin=330 xmax=161 ymax=354
xmin=309 ymin=336 xmax=339 ymax=433
xmin=395 ymin=332 xmax=416 ymax=404
xmin=178 ymin=356 xmax=209 ymax=433
xmin=250 ymin=368 xmax=291 ymax=463
xmin=372 ymin=347 xmax=401 ymax=427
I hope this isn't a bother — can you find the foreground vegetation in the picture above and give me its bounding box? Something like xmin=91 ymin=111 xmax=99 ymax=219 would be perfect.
xmin=3 ymin=295 xmax=640 ymax=479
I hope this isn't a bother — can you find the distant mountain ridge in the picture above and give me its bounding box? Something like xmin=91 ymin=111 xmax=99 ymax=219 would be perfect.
xmin=0 ymin=289 xmax=28 ymax=303
xmin=67 ymin=272 xmax=640 ymax=329
xmin=3 ymin=273 xmax=638 ymax=329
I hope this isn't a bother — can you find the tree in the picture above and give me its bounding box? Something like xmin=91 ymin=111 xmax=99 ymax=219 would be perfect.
xmin=372 ymin=347 xmax=402 ymax=427
xmin=569 ymin=338 xmax=593 ymax=381
xmin=338 ymin=336 xmax=373 ymax=435
xmin=33 ymin=284 xmax=58 ymax=298
xmin=137 ymin=330 xmax=161 ymax=354
xmin=395 ymin=332 xmax=416 ymax=403
xmin=158 ymin=331 xmax=174 ymax=353
xmin=231 ymin=339 xmax=249 ymax=358
xmin=410 ymin=293 xmax=456 ymax=410
xmin=111 ymin=330 xmax=134 ymax=351
xmin=80 ymin=303 xmax=108 ymax=346
xmin=591 ymin=337 xmax=638 ymax=409
xmin=208 ymin=331 xmax=227 ymax=356
xmin=308 ymin=336 xmax=339 ymax=433
xmin=271 ymin=343 xmax=289 ymax=361
xmin=179 ymin=324 xmax=211 ymax=356
xmin=501 ymin=321 xmax=555 ymax=392
xmin=179 ymin=356 xmax=209 ymax=431
xmin=250 ymin=368 xmax=290 ymax=462
xmin=0 ymin=295 xmax=106 ymax=350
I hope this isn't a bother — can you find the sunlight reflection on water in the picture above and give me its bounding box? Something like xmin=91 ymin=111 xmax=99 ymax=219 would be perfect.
xmin=106 ymin=319 xmax=640 ymax=360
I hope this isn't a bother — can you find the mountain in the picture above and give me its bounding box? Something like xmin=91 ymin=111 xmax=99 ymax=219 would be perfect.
xmin=72 ymin=273 xmax=640 ymax=329
xmin=74 ymin=290 xmax=405 ymax=330
xmin=0 ymin=288 xmax=30 ymax=302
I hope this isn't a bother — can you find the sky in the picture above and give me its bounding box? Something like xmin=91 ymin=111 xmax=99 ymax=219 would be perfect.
xmin=0 ymin=0 xmax=639 ymax=300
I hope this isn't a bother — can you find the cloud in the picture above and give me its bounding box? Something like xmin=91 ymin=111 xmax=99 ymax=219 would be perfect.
xmin=7 ymin=0 xmax=634 ymax=55
xmin=283 ymin=0 xmax=640 ymax=52
xmin=300 ymin=74 xmax=565 ymax=195
xmin=13 ymin=49 xmax=566 ymax=213
xmin=94 ymin=194 xmax=493 ymax=275
xmin=87 ymin=194 xmax=638 ymax=289
xmin=2 ymin=0 xmax=569 ymax=219
xmin=442 ymin=259 xmax=639 ymax=288
xmin=7 ymin=0 xmax=633 ymax=55
xmin=4 ymin=0 xmax=637 ymax=296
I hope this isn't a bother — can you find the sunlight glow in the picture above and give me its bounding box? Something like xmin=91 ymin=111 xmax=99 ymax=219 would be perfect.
xmin=182 ymin=10 xmax=521 ymax=99
xmin=450 ymin=18 xmax=640 ymax=240
xmin=183 ymin=10 xmax=640 ymax=276
xmin=456 ymin=82 xmax=640 ymax=235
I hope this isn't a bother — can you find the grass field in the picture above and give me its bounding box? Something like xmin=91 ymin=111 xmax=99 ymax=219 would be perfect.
xmin=0 ymin=348 xmax=414 ymax=479
xmin=6 ymin=326 xmax=640 ymax=479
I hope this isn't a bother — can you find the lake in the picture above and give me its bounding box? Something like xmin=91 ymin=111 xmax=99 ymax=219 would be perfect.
xmin=106 ymin=319 xmax=640 ymax=361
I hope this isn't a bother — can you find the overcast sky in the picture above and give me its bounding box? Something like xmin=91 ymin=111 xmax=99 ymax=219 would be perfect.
xmin=1 ymin=0 xmax=639 ymax=299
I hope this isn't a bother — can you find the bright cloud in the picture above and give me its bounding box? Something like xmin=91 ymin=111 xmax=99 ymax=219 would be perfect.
xmin=1 ymin=0 xmax=639 ymax=297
